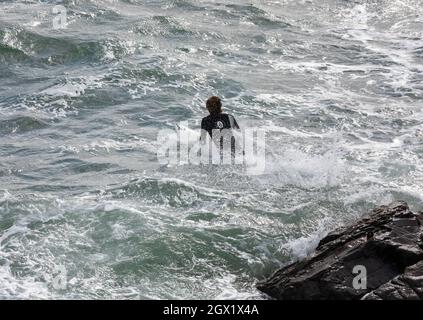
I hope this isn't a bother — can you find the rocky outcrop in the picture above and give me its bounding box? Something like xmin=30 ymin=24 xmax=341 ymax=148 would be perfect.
xmin=257 ymin=201 xmax=423 ymax=300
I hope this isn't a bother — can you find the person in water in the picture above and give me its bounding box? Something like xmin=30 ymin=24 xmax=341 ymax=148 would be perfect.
xmin=200 ymin=96 xmax=240 ymax=161
xmin=201 ymin=96 xmax=240 ymax=136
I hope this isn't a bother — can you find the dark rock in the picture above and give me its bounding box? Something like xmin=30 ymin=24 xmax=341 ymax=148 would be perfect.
xmin=362 ymin=260 xmax=423 ymax=300
xmin=257 ymin=201 xmax=423 ymax=300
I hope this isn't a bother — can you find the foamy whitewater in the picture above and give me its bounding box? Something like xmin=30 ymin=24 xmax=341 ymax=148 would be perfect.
xmin=0 ymin=0 xmax=422 ymax=299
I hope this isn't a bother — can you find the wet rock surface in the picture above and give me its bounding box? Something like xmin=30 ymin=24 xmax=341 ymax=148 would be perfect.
xmin=257 ymin=201 xmax=423 ymax=300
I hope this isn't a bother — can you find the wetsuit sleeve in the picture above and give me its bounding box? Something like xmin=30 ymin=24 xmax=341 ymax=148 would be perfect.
xmin=231 ymin=115 xmax=240 ymax=129
xmin=200 ymin=118 xmax=207 ymax=141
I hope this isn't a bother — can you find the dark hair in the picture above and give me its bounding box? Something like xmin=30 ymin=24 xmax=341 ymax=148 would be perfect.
xmin=206 ymin=96 xmax=222 ymax=114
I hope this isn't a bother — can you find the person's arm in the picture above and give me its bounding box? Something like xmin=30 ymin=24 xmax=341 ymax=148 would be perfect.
xmin=230 ymin=115 xmax=240 ymax=129
xmin=200 ymin=118 xmax=207 ymax=142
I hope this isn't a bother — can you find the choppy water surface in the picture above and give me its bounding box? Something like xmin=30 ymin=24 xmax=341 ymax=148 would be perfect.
xmin=0 ymin=0 xmax=422 ymax=299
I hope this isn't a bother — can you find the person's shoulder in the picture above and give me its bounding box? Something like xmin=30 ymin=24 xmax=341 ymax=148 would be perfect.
xmin=201 ymin=115 xmax=211 ymax=127
xmin=222 ymin=113 xmax=235 ymax=119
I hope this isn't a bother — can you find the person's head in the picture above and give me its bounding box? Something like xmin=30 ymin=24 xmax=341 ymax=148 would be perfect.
xmin=206 ymin=96 xmax=222 ymax=115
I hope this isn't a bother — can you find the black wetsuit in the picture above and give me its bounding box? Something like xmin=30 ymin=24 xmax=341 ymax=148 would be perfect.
xmin=201 ymin=113 xmax=240 ymax=137
xmin=201 ymin=113 xmax=240 ymax=157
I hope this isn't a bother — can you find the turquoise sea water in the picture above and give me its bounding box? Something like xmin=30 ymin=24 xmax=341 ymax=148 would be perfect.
xmin=0 ymin=0 xmax=422 ymax=299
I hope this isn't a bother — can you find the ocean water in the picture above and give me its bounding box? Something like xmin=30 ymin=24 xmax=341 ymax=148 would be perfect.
xmin=0 ymin=0 xmax=422 ymax=299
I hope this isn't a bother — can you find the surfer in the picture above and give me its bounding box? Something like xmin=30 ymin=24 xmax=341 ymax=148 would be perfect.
xmin=200 ymin=96 xmax=240 ymax=161
xmin=201 ymin=96 xmax=240 ymax=136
